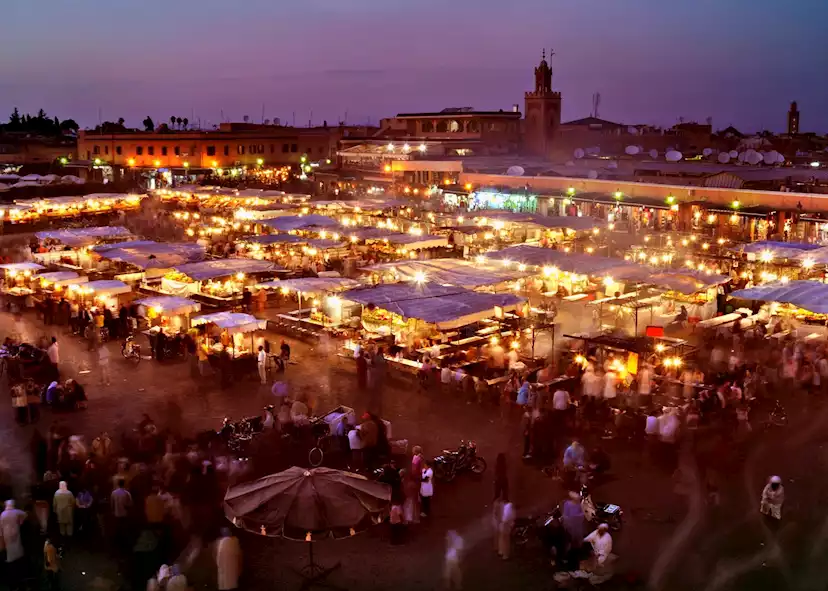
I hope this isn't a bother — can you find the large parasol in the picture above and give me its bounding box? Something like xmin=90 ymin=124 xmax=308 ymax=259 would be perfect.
xmin=225 ymin=467 xmax=391 ymax=587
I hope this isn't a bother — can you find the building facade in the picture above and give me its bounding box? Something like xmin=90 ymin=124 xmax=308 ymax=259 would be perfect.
xmin=77 ymin=123 xmax=353 ymax=170
xmin=524 ymin=50 xmax=562 ymax=158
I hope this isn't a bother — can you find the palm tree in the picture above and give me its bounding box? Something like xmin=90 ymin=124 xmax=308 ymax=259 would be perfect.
xmin=182 ymin=117 xmax=189 ymax=130
xmin=176 ymin=117 xmax=183 ymax=129
xmin=170 ymin=116 xmax=176 ymax=129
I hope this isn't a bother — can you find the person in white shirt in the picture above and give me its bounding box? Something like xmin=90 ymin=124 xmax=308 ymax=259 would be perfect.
xmin=441 ymin=364 xmax=453 ymax=388
xmin=430 ymin=342 xmax=441 ymax=360
xmin=257 ymin=346 xmax=267 ymax=384
xmin=603 ymin=370 xmax=617 ymax=400
xmin=582 ymin=365 xmax=601 ymax=398
xmin=420 ymin=460 xmax=434 ymax=517
xmin=645 ymin=411 xmax=660 ymax=436
xmin=552 ymin=389 xmax=571 ymax=411
xmin=638 ymin=364 xmax=652 ymax=398
xmin=98 ymin=344 xmax=111 ymax=386
xmin=497 ymin=499 xmax=516 ymax=560
xmin=584 ymin=523 xmax=613 ymax=567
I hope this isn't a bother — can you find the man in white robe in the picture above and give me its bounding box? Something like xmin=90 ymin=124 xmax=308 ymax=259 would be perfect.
xmin=1 ymin=499 xmax=27 ymax=563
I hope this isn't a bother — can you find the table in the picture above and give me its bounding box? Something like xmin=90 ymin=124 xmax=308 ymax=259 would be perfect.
xmin=450 ymin=335 xmax=486 ymax=347
xmin=416 ymin=344 xmax=451 ymax=355
xmin=476 ymin=325 xmax=501 ymax=336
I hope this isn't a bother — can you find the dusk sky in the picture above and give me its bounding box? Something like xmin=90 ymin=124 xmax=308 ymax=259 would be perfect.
xmin=2 ymin=0 xmax=827 ymax=132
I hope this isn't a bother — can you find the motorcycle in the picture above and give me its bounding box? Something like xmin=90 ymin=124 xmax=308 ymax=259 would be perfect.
xmin=581 ymin=485 xmax=623 ymax=532
xmin=513 ymin=507 xmax=562 ymax=547
xmin=433 ymin=440 xmax=487 ymax=482
xmin=219 ymin=416 xmax=265 ymax=457
xmin=121 ymin=336 xmax=141 ymax=364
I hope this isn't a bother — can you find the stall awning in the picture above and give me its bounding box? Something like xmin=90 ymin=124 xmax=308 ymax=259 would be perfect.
xmin=134 ymin=296 xmax=202 ymax=316
xmin=259 ymin=214 xmax=341 ymax=231
xmin=368 ymin=233 xmax=449 ymax=250
xmin=0 ymin=262 xmax=45 ymax=272
xmin=483 ymin=245 xmax=643 ymax=279
xmin=730 ymin=280 xmax=828 ymax=314
xmin=191 ymin=312 xmax=267 ymax=333
xmin=473 ymin=212 xmax=605 ymax=232
xmin=255 ymin=277 xmax=360 ymax=294
xmin=347 ymin=227 xmax=397 ymax=241
xmin=794 ymin=247 xmax=828 ymax=264
xmin=646 ymin=270 xmax=730 ymax=294
xmin=381 ymin=291 xmax=525 ymax=330
xmin=35 ymin=226 xmax=133 ymax=247
xmin=94 ymin=241 xmax=206 ymax=270
xmin=68 ymin=279 xmax=131 ymax=296
xmin=37 ymin=271 xmax=87 ymax=286
xmin=361 ymin=258 xmax=532 ymax=288
xmin=342 ymin=282 xmax=467 ymax=305
xmin=242 ymin=234 xmax=307 ymax=245
xmin=737 ymin=241 xmax=821 ymax=254
xmin=172 ymin=258 xmax=281 ymax=281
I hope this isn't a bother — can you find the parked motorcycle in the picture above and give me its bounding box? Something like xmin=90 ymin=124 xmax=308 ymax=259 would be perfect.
xmin=433 ymin=440 xmax=487 ymax=482
xmin=219 ymin=416 xmax=265 ymax=456
xmin=121 ymin=336 xmax=141 ymax=365
xmin=581 ymin=485 xmax=623 ymax=532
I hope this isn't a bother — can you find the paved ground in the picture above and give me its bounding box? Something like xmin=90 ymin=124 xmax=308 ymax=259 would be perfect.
xmin=2 ymin=308 xmax=828 ymax=590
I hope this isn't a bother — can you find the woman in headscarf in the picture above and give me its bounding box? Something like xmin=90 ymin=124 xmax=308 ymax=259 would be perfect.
xmin=760 ymin=475 xmax=785 ymax=522
xmin=53 ymin=480 xmax=75 ymax=537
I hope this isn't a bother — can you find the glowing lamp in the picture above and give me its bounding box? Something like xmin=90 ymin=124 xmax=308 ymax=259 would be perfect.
xmin=93 ymin=158 xmax=101 ymax=165
xmin=760 ymin=250 xmax=774 ymax=263
xmin=510 ymin=341 xmax=520 ymax=350
xmin=413 ymin=271 xmax=427 ymax=283
xmin=802 ymin=258 xmax=815 ymax=269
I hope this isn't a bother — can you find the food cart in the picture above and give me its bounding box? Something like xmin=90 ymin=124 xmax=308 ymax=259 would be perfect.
xmin=0 ymin=262 xmax=46 ymax=310
xmin=32 ymin=226 xmax=134 ymax=268
xmin=160 ymin=258 xmax=281 ymax=305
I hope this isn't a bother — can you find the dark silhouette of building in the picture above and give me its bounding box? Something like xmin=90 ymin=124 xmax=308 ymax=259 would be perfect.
xmin=788 ymin=101 xmax=800 ymax=135
xmin=524 ymin=49 xmax=562 ymax=158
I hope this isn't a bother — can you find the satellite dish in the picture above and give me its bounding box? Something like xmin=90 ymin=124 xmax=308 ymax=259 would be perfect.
xmin=624 ymin=145 xmax=640 ymax=155
xmin=764 ymin=151 xmax=779 ymax=165
xmin=587 ymin=170 xmax=598 ymax=179
xmin=746 ymin=151 xmax=763 ymax=165
xmin=506 ymin=165 xmax=525 ymax=176
xmin=729 ymin=150 xmax=739 ymax=158
xmin=649 ymin=149 xmax=658 ymax=159
xmin=573 ymin=148 xmax=585 ymax=159
xmin=737 ymin=152 xmax=746 ymax=162
xmin=718 ymin=152 xmax=731 ymax=164
xmin=702 ymin=148 xmax=713 ymax=157
xmin=607 ymin=161 xmax=618 ymax=169
xmin=776 ymin=152 xmax=785 ymax=163
xmin=666 ymin=150 xmax=683 ymax=162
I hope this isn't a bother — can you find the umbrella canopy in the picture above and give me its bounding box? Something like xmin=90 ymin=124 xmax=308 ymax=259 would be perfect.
xmin=224 ymin=466 xmax=391 ymax=540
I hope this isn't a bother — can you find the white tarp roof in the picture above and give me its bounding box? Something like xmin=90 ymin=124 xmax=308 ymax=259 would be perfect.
xmin=361 ymin=258 xmax=531 ymax=288
xmin=730 ymin=280 xmax=828 ymax=314
xmin=68 ymin=279 xmax=131 ymax=296
xmin=134 ymin=296 xmax=201 ymax=316
xmin=173 ymin=258 xmax=280 ymax=281
xmin=0 ymin=262 xmax=45 ymax=272
xmin=367 ymin=233 xmax=448 ymax=249
xmin=191 ymin=312 xmax=266 ymax=333
xmin=37 ymin=271 xmax=87 ymax=286
xmin=255 ymin=277 xmax=359 ymax=294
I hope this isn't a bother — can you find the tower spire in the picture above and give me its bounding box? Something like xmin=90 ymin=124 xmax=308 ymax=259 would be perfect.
xmin=542 ymin=48 xmax=546 ymax=61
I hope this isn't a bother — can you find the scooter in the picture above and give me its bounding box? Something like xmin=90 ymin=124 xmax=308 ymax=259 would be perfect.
xmin=581 ymin=484 xmax=623 ymax=532
xmin=432 ymin=440 xmax=487 ymax=482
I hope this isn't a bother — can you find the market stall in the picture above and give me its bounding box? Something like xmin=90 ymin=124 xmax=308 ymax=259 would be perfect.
xmin=256 ymin=277 xmax=360 ymax=330
xmin=191 ymin=312 xmax=268 ymax=380
xmin=64 ymin=279 xmax=132 ymax=309
xmin=359 ymin=258 xmax=532 ymax=290
xmin=134 ymin=295 xmax=202 ymax=360
xmin=92 ymin=240 xmax=207 ymax=283
xmin=0 ymin=262 xmax=46 ymax=302
xmin=729 ymin=280 xmax=828 ymax=337
xmin=32 ymin=226 xmax=134 ymax=267
xmin=160 ymin=258 xmax=281 ymax=302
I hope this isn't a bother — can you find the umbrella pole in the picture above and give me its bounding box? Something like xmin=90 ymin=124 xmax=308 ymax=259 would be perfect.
xmin=296 ymin=542 xmax=342 ymax=590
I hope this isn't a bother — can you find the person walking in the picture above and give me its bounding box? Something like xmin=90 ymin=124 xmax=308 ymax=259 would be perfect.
xmin=1 ymin=499 xmax=27 ymax=580
xmin=420 ymin=459 xmax=434 ymax=518
xmin=53 ymin=480 xmax=75 ymax=537
xmin=98 ymin=344 xmax=111 ymax=386
xmin=444 ymin=530 xmax=464 ymax=589
xmin=257 ymin=346 xmax=268 ymax=384
xmin=215 ymin=527 xmax=242 ymax=591
xmin=47 ymin=336 xmax=60 ymax=380
xmin=44 ymin=536 xmax=60 ymax=590
xmin=497 ymin=497 xmax=516 ymax=560
xmin=110 ymin=479 xmax=133 ymax=552
xmin=760 ymin=475 xmax=785 ymax=523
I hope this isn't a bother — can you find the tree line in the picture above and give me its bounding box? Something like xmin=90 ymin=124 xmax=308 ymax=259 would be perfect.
xmin=2 ymin=108 xmax=79 ymax=135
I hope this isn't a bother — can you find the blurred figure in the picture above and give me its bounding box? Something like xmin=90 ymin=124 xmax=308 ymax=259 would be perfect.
xmin=760 ymin=475 xmax=785 ymax=522
xmin=53 ymin=480 xmax=75 ymax=537
xmin=215 ymin=527 xmax=242 ymax=591
xmin=444 ymin=530 xmax=464 ymax=589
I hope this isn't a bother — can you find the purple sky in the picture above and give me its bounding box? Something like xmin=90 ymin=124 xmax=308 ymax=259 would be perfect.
xmin=2 ymin=0 xmax=827 ymax=132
